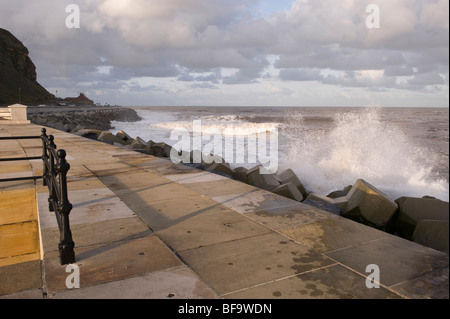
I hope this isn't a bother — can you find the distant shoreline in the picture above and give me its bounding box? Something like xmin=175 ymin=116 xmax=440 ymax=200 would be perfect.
xmin=27 ymin=105 xmax=142 ymax=132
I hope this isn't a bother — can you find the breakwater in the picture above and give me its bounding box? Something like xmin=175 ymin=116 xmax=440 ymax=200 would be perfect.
xmin=27 ymin=106 xmax=142 ymax=132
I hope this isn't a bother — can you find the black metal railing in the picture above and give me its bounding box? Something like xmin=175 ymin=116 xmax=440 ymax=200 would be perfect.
xmin=0 ymin=128 xmax=75 ymax=265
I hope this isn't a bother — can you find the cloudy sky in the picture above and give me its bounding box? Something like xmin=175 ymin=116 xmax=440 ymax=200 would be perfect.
xmin=0 ymin=0 xmax=448 ymax=107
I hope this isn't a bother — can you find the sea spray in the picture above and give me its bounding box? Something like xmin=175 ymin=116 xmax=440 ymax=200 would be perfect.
xmin=281 ymin=107 xmax=449 ymax=201
xmin=110 ymin=106 xmax=448 ymax=201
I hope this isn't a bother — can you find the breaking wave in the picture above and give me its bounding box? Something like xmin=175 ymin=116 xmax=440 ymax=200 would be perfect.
xmin=281 ymin=107 xmax=449 ymax=201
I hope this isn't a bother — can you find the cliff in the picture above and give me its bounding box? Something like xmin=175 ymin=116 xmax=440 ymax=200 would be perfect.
xmin=0 ymin=28 xmax=55 ymax=105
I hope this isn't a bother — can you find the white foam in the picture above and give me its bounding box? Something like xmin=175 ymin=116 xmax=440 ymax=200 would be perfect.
xmin=281 ymin=107 xmax=449 ymax=201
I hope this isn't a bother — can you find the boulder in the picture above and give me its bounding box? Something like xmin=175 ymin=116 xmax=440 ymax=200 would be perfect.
xmin=412 ymin=219 xmax=449 ymax=254
xmin=232 ymin=167 xmax=248 ymax=183
xmin=63 ymin=123 xmax=75 ymax=132
xmin=190 ymin=150 xmax=204 ymax=164
xmin=306 ymin=192 xmax=347 ymax=211
xmin=327 ymin=185 xmax=352 ymax=199
xmin=277 ymin=168 xmax=308 ymax=199
xmin=247 ymin=165 xmax=281 ymax=191
xmin=394 ymin=196 xmax=449 ymax=240
xmin=342 ymin=179 xmax=398 ymax=228
xmin=272 ymin=182 xmax=303 ymax=202
xmin=115 ymin=130 xmax=132 ymax=144
xmin=129 ymin=136 xmax=147 ymax=150
xmin=145 ymin=141 xmax=171 ymax=157
xmin=76 ymin=128 xmax=102 ymax=140
xmin=202 ymin=154 xmax=226 ymax=169
xmin=98 ymin=131 xmax=128 ymax=145
xmin=145 ymin=140 xmax=155 ymax=152
xmin=205 ymin=162 xmax=234 ymax=178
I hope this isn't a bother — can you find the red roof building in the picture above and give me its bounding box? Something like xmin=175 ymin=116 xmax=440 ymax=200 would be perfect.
xmin=63 ymin=93 xmax=94 ymax=106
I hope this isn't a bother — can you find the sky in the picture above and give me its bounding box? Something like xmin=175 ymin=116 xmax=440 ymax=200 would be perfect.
xmin=0 ymin=0 xmax=448 ymax=107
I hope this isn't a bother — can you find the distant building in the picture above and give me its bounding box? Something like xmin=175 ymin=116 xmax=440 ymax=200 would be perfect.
xmin=62 ymin=93 xmax=94 ymax=106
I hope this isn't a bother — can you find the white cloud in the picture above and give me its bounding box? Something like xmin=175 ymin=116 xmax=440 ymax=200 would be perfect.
xmin=0 ymin=0 xmax=447 ymax=106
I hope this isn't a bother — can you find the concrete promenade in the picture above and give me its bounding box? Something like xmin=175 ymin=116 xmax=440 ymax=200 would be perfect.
xmin=0 ymin=123 xmax=448 ymax=299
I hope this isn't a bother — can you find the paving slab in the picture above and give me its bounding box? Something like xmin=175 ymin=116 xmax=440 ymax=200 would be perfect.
xmin=280 ymin=216 xmax=389 ymax=253
xmin=0 ymin=150 xmax=26 ymax=159
xmin=0 ymin=179 xmax=35 ymax=191
xmin=47 ymin=266 xmax=218 ymax=299
xmin=0 ymin=187 xmax=40 ymax=268
xmin=156 ymin=207 xmax=272 ymax=252
xmin=181 ymin=178 xmax=257 ymax=198
xmin=44 ymin=235 xmax=183 ymax=292
xmin=326 ymin=235 xmax=449 ymax=288
xmin=83 ymin=162 xmax=144 ymax=177
xmin=225 ymin=264 xmax=402 ymax=299
xmin=389 ymin=267 xmax=449 ymax=299
xmin=41 ymin=216 xmax=152 ymax=253
xmin=0 ymin=288 xmax=43 ymax=299
xmin=0 ymin=189 xmax=37 ymax=225
xmin=212 ymin=189 xmax=303 ymax=214
xmin=0 ymin=222 xmax=41 ymax=267
xmin=137 ymin=159 xmax=202 ymax=175
xmin=0 ymin=260 xmax=42 ymax=296
xmin=112 ymin=190 xmax=227 ymax=232
xmin=0 ymin=170 xmax=34 ymax=180
xmin=179 ymin=232 xmax=336 ymax=295
xmin=87 ymin=169 xmax=174 ymax=191
xmin=163 ymin=171 xmax=229 ymax=184
xmin=0 ymin=163 xmax=30 ymax=174
xmin=37 ymin=188 xmax=137 ymax=228
xmin=244 ymin=204 xmax=339 ymax=231
xmin=36 ymin=176 xmax=106 ymax=193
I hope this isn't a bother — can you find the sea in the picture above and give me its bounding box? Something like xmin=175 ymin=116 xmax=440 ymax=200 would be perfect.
xmin=110 ymin=106 xmax=449 ymax=202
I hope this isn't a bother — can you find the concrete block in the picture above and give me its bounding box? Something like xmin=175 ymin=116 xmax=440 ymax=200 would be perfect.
xmin=232 ymin=167 xmax=248 ymax=183
xmin=412 ymin=220 xmax=449 ymax=254
xmin=277 ymin=168 xmax=308 ymax=199
xmin=342 ymin=179 xmax=398 ymax=228
xmin=202 ymin=154 xmax=226 ymax=168
xmin=303 ymin=199 xmax=342 ymax=216
xmin=189 ymin=150 xmax=203 ymax=164
xmin=129 ymin=136 xmax=147 ymax=150
xmin=272 ymin=182 xmax=303 ymax=202
xmin=327 ymin=185 xmax=352 ymax=199
xmin=306 ymin=192 xmax=347 ymax=211
xmin=205 ymin=162 xmax=234 ymax=178
xmin=247 ymin=166 xmax=281 ymax=191
xmin=115 ymin=130 xmax=132 ymax=144
xmin=98 ymin=131 xmax=129 ymax=145
xmin=76 ymin=128 xmax=102 ymax=140
xmin=394 ymin=196 xmax=449 ymax=240
xmin=145 ymin=141 xmax=171 ymax=157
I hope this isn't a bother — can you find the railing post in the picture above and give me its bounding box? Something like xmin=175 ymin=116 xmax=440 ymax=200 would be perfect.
xmin=41 ymin=128 xmax=49 ymax=186
xmin=48 ymin=135 xmax=59 ymax=213
xmin=57 ymin=149 xmax=75 ymax=265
